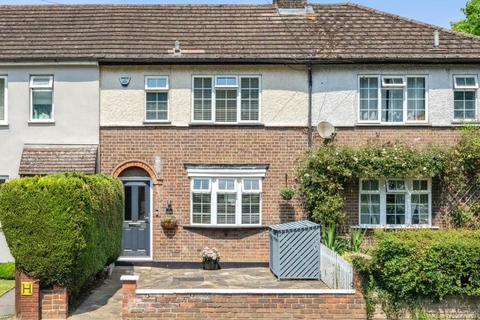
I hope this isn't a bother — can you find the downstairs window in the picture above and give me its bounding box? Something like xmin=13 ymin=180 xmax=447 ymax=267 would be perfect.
xmin=359 ymin=179 xmax=431 ymax=227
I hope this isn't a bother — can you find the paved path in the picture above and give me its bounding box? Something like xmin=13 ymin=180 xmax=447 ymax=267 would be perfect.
xmin=69 ymin=267 xmax=133 ymax=320
xmin=0 ymin=288 xmax=15 ymax=319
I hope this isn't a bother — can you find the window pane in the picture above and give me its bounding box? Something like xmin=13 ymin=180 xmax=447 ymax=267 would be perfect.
xmin=387 ymin=180 xmax=406 ymax=191
xmin=382 ymin=88 xmax=403 ymax=122
xmin=359 ymin=77 xmax=378 ymax=121
xmin=217 ymin=193 xmax=236 ymax=224
xmin=216 ymin=76 xmax=237 ymax=87
xmin=145 ymin=92 xmax=168 ymax=121
xmin=137 ymin=186 xmax=146 ymax=221
xmin=124 ymin=186 xmax=132 ymax=221
xmin=241 ymin=77 xmax=260 ymax=121
xmin=146 ymin=77 xmax=167 ymax=89
xmin=193 ymin=77 xmax=212 ymax=121
xmin=215 ymin=89 xmax=237 ymax=122
xmin=242 ymin=194 xmax=260 ymax=224
xmin=193 ymin=193 xmax=211 ymax=224
xmin=218 ymin=179 xmax=235 ymax=190
xmin=32 ymin=90 xmax=53 ymax=119
xmin=0 ymin=79 xmax=4 ymax=121
xmin=360 ymin=194 xmax=380 ymax=224
xmin=243 ymin=179 xmax=260 ymax=191
xmin=407 ymin=77 xmax=426 ymax=121
xmin=413 ymin=180 xmax=428 ymax=191
xmin=454 ymin=90 xmax=476 ymax=120
xmin=31 ymin=76 xmax=52 ymax=87
xmin=386 ymin=194 xmax=405 ymax=225
xmin=411 ymin=194 xmax=429 ymax=225
xmin=362 ymin=180 xmax=379 ymax=191
xmin=193 ymin=178 xmax=209 ymax=191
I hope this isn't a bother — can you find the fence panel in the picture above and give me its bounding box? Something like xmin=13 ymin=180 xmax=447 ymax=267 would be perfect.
xmin=319 ymin=243 xmax=353 ymax=289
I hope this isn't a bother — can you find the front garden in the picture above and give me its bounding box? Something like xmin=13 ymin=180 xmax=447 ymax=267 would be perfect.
xmin=295 ymin=126 xmax=480 ymax=319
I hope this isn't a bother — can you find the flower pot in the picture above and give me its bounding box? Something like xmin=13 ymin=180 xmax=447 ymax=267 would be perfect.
xmin=202 ymin=260 xmax=220 ymax=270
xmin=161 ymin=215 xmax=177 ymax=230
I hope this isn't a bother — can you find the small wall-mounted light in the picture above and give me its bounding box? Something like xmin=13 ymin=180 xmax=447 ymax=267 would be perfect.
xmin=165 ymin=200 xmax=173 ymax=215
xmin=154 ymin=156 xmax=162 ymax=176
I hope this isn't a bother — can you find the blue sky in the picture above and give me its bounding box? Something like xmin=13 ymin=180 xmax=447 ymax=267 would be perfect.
xmin=0 ymin=0 xmax=467 ymax=29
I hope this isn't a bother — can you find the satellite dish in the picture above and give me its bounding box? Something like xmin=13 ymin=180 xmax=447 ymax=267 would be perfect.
xmin=317 ymin=121 xmax=335 ymax=139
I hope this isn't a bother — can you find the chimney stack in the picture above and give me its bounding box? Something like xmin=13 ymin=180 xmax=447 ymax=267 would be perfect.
xmin=274 ymin=0 xmax=306 ymax=9
xmin=434 ymin=30 xmax=440 ymax=48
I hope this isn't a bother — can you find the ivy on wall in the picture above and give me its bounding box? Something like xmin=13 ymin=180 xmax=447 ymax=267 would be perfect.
xmin=297 ymin=125 xmax=480 ymax=228
xmin=297 ymin=143 xmax=447 ymax=226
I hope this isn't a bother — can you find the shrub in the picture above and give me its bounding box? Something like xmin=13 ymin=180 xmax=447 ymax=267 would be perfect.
xmin=279 ymin=187 xmax=295 ymax=201
xmin=357 ymin=229 xmax=480 ymax=303
xmin=0 ymin=173 xmax=123 ymax=296
xmin=0 ymin=262 xmax=14 ymax=280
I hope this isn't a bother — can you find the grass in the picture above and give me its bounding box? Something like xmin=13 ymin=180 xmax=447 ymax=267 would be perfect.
xmin=0 ymin=279 xmax=14 ymax=297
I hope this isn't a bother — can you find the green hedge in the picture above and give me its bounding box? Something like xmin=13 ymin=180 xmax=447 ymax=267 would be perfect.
xmin=0 ymin=173 xmax=123 ymax=296
xmin=0 ymin=263 xmax=14 ymax=280
xmin=356 ymin=229 xmax=480 ymax=302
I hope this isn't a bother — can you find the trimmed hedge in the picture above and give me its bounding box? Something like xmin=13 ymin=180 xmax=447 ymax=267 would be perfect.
xmin=0 ymin=173 xmax=123 ymax=296
xmin=356 ymin=229 xmax=480 ymax=302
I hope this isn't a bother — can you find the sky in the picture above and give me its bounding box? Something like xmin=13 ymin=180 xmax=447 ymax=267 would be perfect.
xmin=0 ymin=0 xmax=468 ymax=29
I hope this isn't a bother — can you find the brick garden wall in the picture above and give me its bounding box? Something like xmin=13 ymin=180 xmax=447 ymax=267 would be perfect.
xmin=101 ymin=126 xmax=460 ymax=262
xmin=121 ymin=274 xmax=367 ymax=320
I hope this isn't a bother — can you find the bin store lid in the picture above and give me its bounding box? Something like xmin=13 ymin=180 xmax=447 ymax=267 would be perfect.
xmin=269 ymin=220 xmax=319 ymax=232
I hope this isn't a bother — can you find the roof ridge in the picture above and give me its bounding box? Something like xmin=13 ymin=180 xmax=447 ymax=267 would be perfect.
xmin=339 ymin=2 xmax=480 ymax=41
xmin=0 ymin=4 xmax=275 ymax=9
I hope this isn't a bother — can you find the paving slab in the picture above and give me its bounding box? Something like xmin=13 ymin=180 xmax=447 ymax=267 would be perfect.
xmin=0 ymin=288 xmax=14 ymax=318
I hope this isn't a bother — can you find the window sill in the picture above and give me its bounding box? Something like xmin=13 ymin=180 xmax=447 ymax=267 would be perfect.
xmin=183 ymin=224 xmax=267 ymax=230
xmin=189 ymin=122 xmax=264 ymax=127
xmin=28 ymin=120 xmax=55 ymax=126
xmin=354 ymin=122 xmax=431 ymax=127
xmin=143 ymin=121 xmax=171 ymax=125
xmin=352 ymin=225 xmax=440 ymax=230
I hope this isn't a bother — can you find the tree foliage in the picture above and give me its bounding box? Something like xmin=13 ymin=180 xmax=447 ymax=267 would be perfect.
xmin=451 ymin=0 xmax=480 ymax=36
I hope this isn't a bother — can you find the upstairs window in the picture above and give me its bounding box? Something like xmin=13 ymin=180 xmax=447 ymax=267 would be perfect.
xmin=0 ymin=176 xmax=7 ymax=186
xmin=30 ymin=75 xmax=53 ymax=122
xmin=453 ymin=75 xmax=478 ymax=121
xmin=145 ymin=76 xmax=169 ymax=122
xmin=192 ymin=75 xmax=260 ymax=123
xmin=359 ymin=75 xmax=427 ymax=123
xmin=0 ymin=77 xmax=6 ymax=125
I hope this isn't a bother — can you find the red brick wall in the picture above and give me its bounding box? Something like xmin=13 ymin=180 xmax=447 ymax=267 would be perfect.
xmin=100 ymin=126 xmax=460 ymax=262
xmin=121 ymin=274 xmax=367 ymax=320
xmin=41 ymin=286 xmax=68 ymax=319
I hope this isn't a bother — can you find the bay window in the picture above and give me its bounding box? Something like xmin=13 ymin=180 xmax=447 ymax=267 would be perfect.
xmin=30 ymin=75 xmax=54 ymax=122
xmin=359 ymin=75 xmax=427 ymax=123
xmin=189 ymin=176 xmax=262 ymax=226
xmin=192 ymin=75 xmax=260 ymax=123
xmin=359 ymin=179 xmax=431 ymax=227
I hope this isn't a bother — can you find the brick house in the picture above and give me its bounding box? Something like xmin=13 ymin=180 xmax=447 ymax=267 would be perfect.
xmin=1 ymin=1 xmax=480 ymax=263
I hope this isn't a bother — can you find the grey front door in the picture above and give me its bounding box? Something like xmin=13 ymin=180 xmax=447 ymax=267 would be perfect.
xmin=122 ymin=180 xmax=151 ymax=257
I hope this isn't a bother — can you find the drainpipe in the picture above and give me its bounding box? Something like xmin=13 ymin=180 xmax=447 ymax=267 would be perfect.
xmin=307 ymin=64 xmax=313 ymax=148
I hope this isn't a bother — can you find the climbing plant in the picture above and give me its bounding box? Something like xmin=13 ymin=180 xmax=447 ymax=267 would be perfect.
xmin=297 ymin=143 xmax=448 ymax=226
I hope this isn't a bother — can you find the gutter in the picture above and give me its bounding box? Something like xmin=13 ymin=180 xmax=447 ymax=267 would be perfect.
xmin=307 ymin=64 xmax=313 ymax=148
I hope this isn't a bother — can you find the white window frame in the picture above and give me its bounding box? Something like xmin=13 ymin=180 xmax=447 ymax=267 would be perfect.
xmin=191 ymin=75 xmax=261 ymax=124
xmin=453 ymin=75 xmax=479 ymax=90
xmin=453 ymin=75 xmax=478 ymax=122
xmin=358 ymin=75 xmax=428 ymax=125
xmin=144 ymin=76 xmax=169 ymax=123
xmin=0 ymin=76 xmax=7 ymax=125
xmin=358 ymin=178 xmax=432 ymax=228
xmin=187 ymin=168 xmax=266 ymax=227
xmin=29 ymin=75 xmax=54 ymax=123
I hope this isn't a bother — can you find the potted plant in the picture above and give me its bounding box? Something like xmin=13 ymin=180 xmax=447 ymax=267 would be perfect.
xmin=161 ymin=214 xmax=177 ymax=229
xmin=280 ymin=186 xmax=295 ymax=201
xmin=202 ymin=247 xmax=221 ymax=270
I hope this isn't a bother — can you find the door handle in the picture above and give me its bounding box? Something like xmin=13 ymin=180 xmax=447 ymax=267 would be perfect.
xmin=128 ymin=222 xmax=142 ymax=227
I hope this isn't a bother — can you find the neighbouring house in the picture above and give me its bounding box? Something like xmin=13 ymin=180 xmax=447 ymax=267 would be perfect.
xmin=0 ymin=1 xmax=480 ymax=264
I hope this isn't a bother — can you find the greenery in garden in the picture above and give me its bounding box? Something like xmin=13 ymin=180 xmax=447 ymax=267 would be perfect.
xmin=0 ymin=173 xmax=123 ymax=298
xmin=297 ymin=143 xmax=446 ymax=227
xmin=353 ymin=229 xmax=480 ymax=318
xmin=451 ymin=0 xmax=480 ymax=36
xmin=0 ymin=262 xmax=14 ymax=280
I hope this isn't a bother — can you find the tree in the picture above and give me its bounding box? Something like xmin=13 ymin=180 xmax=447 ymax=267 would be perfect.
xmin=451 ymin=0 xmax=480 ymax=35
